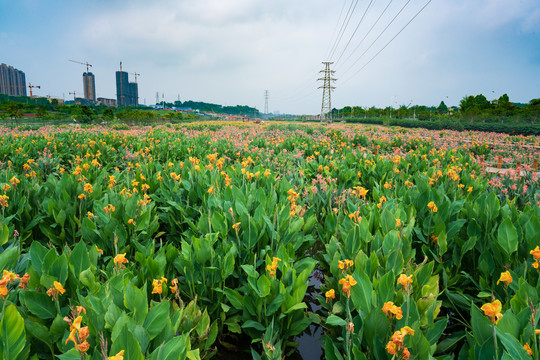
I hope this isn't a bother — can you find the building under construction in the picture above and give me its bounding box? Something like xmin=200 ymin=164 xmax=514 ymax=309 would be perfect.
xmin=116 ymin=63 xmax=138 ymax=107
xmin=0 ymin=63 xmax=27 ymax=97
xmin=83 ymin=72 xmax=96 ymax=103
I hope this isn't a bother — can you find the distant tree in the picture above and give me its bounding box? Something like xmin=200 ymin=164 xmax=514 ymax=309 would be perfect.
xmin=80 ymin=105 xmax=95 ymax=123
xmin=437 ymin=101 xmax=448 ymax=114
xmin=474 ymin=94 xmax=490 ymax=110
xmin=7 ymin=103 xmax=23 ymax=119
xmin=459 ymin=96 xmax=475 ymax=112
xmin=102 ymin=108 xmax=114 ymax=121
xmin=36 ymin=107 xmax=48 ymax=119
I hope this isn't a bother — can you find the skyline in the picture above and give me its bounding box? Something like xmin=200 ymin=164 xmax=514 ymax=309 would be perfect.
xmin=1 ymin=0 xmax=539 ymax=114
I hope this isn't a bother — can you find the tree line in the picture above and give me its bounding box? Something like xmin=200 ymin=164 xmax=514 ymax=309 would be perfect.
xmin=331 ymin=94 xmax=540 ymax=123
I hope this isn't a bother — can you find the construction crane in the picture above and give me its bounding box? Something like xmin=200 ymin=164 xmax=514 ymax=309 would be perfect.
xmin=28 ymin=83 xmax=40 ymax=97
xmin=69 ymin=60 xmax=93 ymax=102
xmin=69 ymin=60 xmax=92 ymax=74
xmin=130 ymin=72 xmax=140 ymax=83
xmin=69 ymin=91 xmax=77 ymax=100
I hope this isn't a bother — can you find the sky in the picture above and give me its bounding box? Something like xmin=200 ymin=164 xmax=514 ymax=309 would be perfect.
xmin=1 ymin=0 xmax=539 ymax=115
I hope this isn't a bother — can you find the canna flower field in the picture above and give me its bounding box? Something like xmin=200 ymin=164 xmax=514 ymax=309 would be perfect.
xmin=0 ymin=120 xmax=539 ymax=359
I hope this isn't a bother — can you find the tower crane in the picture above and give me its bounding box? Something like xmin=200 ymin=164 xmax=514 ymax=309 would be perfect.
xmin=130 ymin=72 xmax=140 ymax=83
xmin=69 ymin=60 xmax=93 ymax=102
xmin=28 ymin=83 xmax=40 ymax=97
xmin=69 ymin=91 xmax=77 ymax=100
xmin=69 ymin=60 xmax=92 ymax=74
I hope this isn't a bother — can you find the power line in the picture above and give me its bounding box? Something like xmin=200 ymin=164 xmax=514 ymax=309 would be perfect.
xmin=337 ymin=0 xmax=395 ymax=70
xmin=324 ymin=0 xmax=349 ymax=58
xmin=338 ymin=0 xmax=411 ymax=76
xmin=327 ymin=0 xmax=359 ymax=61
xmin=334 ymin=0 xmax=376 ymax=66
xmin=341 ymin=0 xmax=434 ymax=86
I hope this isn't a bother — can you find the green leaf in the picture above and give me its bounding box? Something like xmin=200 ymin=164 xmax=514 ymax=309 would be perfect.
xmin=23 ymin=291 xmax=57 ymax=319
xmin=124 ymin=282 xmax=148 ymax=325
xmin=49 ymin=254 xmax=68 ymax=285
xmin=471 ymin=304 xmax=493 ymax=346
xmin=242 ymin=320 xmax=265 ymax=332
xmin=24 ymin=321 xmax=52 ymax=349
xmin=69 ymin=241 xmax=90 ymax=278
xmin=143 ymin=301 xmax=169 ymax=340
xmin=56 ymin=349 xmax=81 ymax=360
xmin=0 ymin=304 xmax=26 ymax=360
xmin=110 ymin=323 xmax=144 ymax=360
xmin=350 ymin=272 xmax=372 ymax=315
xmin=211 ymin=211 xmax=227 ymax=236
xmin=496 ymin=328 xmax=531 ymax=360
xmin=284 ymin=302 xmax=308 ymax=314
xmin=326 ymin=314 xmax=347 ymax=327
xmin=266 ymin=294 xmax=284 ymax=316
xmin=224 ymin=288 xmax=243 ymax=310
xmin=149 ymin=334 xmax=189 ymax=360
xmin=136 ymin=209 xmax=151 ymax=232
xmin=0 ymin=224 xmax=9 ymax=246
xmin=497 ymin=218 xmax=518 ymax=258
xmin=0 ymin=247 xmax=18 ymax=272
xmin=257 ymin=275 xmax=271 ymax=298
xmin=81 ymin=217 xmax=99 ymax=242
xmin=29 ymin=242 xmax=48 ymax=275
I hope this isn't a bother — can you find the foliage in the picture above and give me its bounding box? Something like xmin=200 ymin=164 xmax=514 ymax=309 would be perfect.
xmin=0 ymin=121 xmax=539 ymax=359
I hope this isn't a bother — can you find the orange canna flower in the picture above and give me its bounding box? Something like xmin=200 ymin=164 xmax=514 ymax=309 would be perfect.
xmin=114 ymin=253 xmax=128 ymax=265
xmin=524 ymin=343 xmax=532 ymax=356
xmin=481 ymin=299 xmax=503 ymax=325
xmin=531 ymin=246 xmax=540 ymax=260
xmin=382 ymin=301 xmax=403 ymax=320
xmin=47 ymin=281 xmax=65 ymax=298
xmin=169 ymin=278 xmax=179 ymax=293
xmin=108 ymin=350 xmax=125 ymax=360
xmin=397 ymin=274 xmax=413 ymax=291
xmin=325 ymin=289 xmax=335 ymax=302
xmin=497 ymin=271 xmax=512 ymax=286
xmin=427 ymin=201 xmax=438 ymax=212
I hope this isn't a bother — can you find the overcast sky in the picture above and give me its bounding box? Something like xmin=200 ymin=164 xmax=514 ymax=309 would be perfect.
xmin=1 ymin=0 xmax=539 ymax=114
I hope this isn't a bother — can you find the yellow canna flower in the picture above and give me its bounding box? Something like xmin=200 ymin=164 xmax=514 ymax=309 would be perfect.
xmin=108 ymin=350 xmax=125 ymax=360
xmin=325 ymin=289 xmax=335 ymax=302
xmin=497 ymin=271 xmax=512 ymax=286
xmin=481 ymin=299 xmax=503 ymax=325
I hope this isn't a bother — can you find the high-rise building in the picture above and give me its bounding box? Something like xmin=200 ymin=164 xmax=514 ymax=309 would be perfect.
xmin=128 ymin=82 xmax=138 ymax=107
xmin=0 ymin=63 xmax=27 ymax=97
xmin=116 ymin=70 xmax=130 ymax=106
xmin=83 ymin=72 xmax=96 ymax=103
xmin=116 ymin=62 xmax=139 ymax=107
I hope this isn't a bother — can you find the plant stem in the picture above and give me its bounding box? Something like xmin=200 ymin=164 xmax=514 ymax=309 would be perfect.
xmin=492 ymin=323 xmax=498 ymax=360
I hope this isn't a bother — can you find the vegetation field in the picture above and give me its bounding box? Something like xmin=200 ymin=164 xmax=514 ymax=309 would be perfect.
xmin=1 ymin=121 xmax=540 ymax=360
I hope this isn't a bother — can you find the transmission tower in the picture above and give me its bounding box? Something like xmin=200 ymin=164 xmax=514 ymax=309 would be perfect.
xmin=318 ymin=62 xmax=336 ymax=123
xmin=264 ymin=90 xmax=269 ymax=116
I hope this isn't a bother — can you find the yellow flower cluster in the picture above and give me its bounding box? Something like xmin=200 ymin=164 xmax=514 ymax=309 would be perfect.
xmin=46 ymin=281 xmax=66 ymax=299
xmin=481 ymin=299 xmax=503 ymax=325
xmin=0 ymin=270 xmax=29 ymax=298
xmin=338 ymin=275 xmax=357 ymax=298
xmin=64 ymin=308 xmax=90 ymax=353
xmin=152 ymin=277 xmax=167 ymax=295
xmin=386 ymin=326 xmax=414 ymax=359
xmin=266 ymin=257 xmax=281 ymax=277
xmin=382 ymin=301 xmax=403 ymax=320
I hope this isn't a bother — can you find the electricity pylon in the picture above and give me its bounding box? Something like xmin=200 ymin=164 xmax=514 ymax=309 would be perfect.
xmin=264 ymin=90 xmax=269 ymax=116
xmin=318 ymin=62 xmax=336 ymax=124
